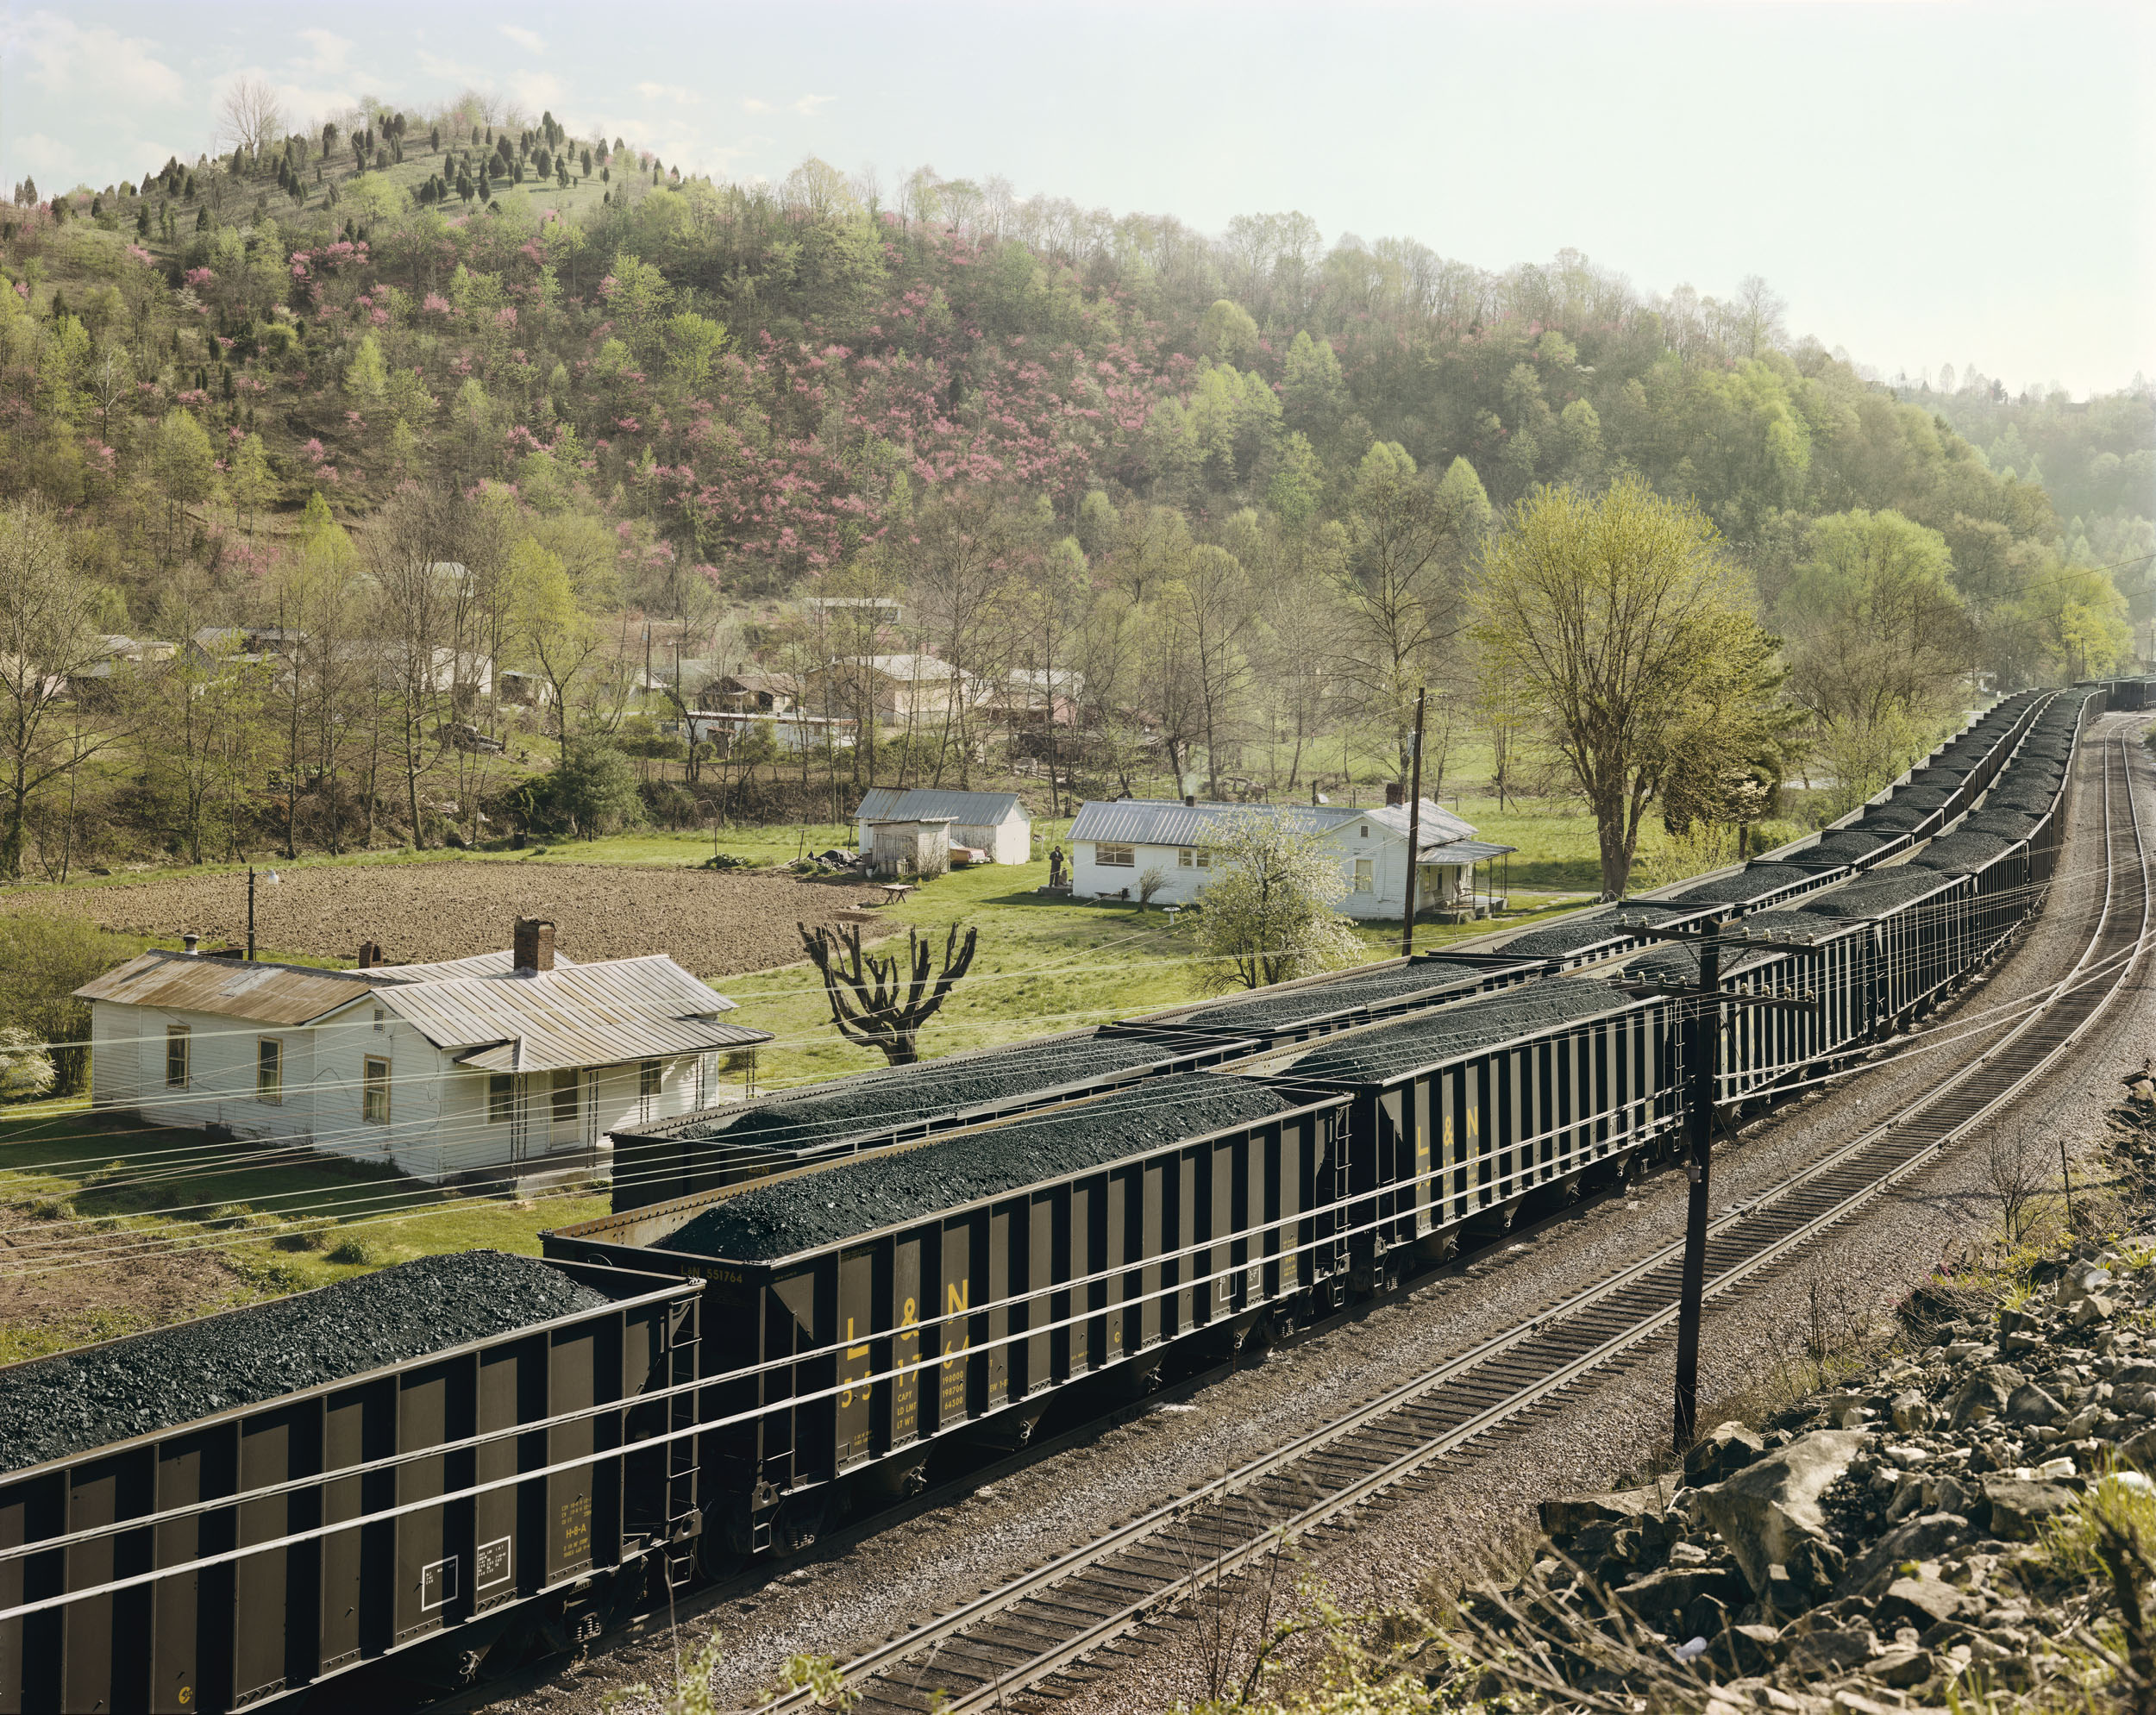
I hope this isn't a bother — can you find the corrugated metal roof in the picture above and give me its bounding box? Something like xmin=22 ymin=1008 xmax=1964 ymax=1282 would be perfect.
xmin=1069 ymin=798 xmax=1479 ymax=848
xmin=855 ymin=787 xmax=1025 ymax=824
xmin=1420 ymin=839 xmax=1516 ymax=863
xmin=377 ymin=955 xmax=768 ymax=1073
xmin=370 ymin=949 xmax=582 ymax=983
xmin=74 ymin=952 xmax=383 ymax=1024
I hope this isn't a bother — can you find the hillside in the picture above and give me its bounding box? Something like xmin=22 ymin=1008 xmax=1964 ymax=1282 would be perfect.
xmin=0 ymin=93 xmax=2143 ymax=887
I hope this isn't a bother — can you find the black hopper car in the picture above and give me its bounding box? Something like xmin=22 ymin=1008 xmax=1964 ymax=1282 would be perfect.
xmin=0 ymin=688 xmax=2100 ymax=1710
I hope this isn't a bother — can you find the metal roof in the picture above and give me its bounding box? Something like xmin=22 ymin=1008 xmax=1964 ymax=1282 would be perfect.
xmin=74 ymin=952 xmax=384 ymax=1024
xmin=376 ymin=955 xmax=768 ymax=1073
xmin=1420 ymin=839 xmax=1516 ymax=863
xmin=367 ymin=948 xmax=582 ymax=983
xmin=855 ymin=787 xmax=1026 ymax=824
xmin=1069 ymin=798 xmax=1479 ymax=849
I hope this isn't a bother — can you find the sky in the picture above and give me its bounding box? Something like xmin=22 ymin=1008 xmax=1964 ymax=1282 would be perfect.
xmin=3 ymin=1 xmax=2150 ymax=397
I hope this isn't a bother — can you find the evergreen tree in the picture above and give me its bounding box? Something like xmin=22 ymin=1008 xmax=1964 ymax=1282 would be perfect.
xmin=580 ymin=147 xmax=592 ymax=176
xmin=429 ymin=126 xmax=440 ymax=152
xmin=457 ymin=171 xmax=474 ymax=204
xmin=135 ymin=205 xmax=150 ymax=237
xmin=90 ymin=196 xmax=102 ymax=218
xmin=195 ymin=205 xmax=209 ymax=231
xmin=556 ymin=159 xmax=570 ymax=189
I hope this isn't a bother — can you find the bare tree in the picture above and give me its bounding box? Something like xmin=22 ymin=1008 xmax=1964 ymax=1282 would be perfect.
xmin=218 ymin=78 xmax=286 ymax=156
xmin=1984 ymin=1130 xmax=2049 ymax=1245
xmin=798 ymin=923 xmax=978 ymax=1067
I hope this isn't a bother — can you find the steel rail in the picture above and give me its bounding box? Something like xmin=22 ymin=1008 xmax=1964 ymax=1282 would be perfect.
xmin=768 ymin=735 xmax=2146 ymax=1715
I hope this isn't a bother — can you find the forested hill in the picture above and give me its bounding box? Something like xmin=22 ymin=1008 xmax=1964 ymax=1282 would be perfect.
xmin=0 ymin=122 xmax=2140 ymax=690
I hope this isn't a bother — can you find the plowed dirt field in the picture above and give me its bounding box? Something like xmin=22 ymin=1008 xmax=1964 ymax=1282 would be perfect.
xmin=2 ymin=861 xmax=892 ymax=978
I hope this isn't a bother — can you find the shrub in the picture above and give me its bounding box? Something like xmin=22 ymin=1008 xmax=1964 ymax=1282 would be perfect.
xmin=0 ymin=1025 xmax=56 ymax=1100
xmin=548 ymin=740 xmax=646 ymax=839
xmin=326 ymin=1234 xmax=380 ymax=1266
xmin=0 ymin=917 xmax=141 ymax=1095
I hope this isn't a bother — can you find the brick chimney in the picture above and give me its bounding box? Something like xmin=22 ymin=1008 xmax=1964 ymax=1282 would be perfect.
xmin=512 ymin=917 xmax=555 ymax=973
xmin=1385 ymin=783 xmax=1404 ymax=807
xmin=356 ymin=940 xmax=383 ymax=969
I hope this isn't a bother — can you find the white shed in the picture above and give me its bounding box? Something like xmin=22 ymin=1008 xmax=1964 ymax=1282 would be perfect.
xmin=76 ymin=922 xmax=770 ymax=1186
xmin=852 ymin=787 xmax=1031 ymax=864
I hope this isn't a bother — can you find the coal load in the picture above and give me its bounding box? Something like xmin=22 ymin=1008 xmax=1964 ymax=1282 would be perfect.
xmin=1177 ymin=959 xmax=1487 ymax=1031
xmin=1909 ymin=832 xmax=2015 ymax=873
xmin=1499 ymin=905 xmax=1683 ymax=961
xmin=1959 ymin=809 xmax=2042 ymax=842
xmin=1885 ymin=786 xmax=1954 ymax=808
xmin=661 ymin=1030 xmax=1181 ymax=1155
xmin=1667 ymin=866 xmax=1810 ymax=906
xmin=1788 ymin=830 xmax=1884 ymax=868
xmin=1985 ymin=784 xmax=2059 ymax=815
xmin=1858 ymin=801 xmax=1938 ymax=831
xmin=1907 ymin=767 xmax=1971 ymax=789
xmin=1798 ymin=868 xmax=1956 ymax=917
xmin=1282 ymin=980 xmax=1632 ymax=1086
xmin=662 ymin=1075 xmax=1295 ymax=1261
xmin=0 ymin=1252 xmax=609 ymax=1475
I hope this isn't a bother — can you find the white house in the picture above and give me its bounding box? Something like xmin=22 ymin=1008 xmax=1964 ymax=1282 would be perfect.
xmin=1065 ymin=793 xmax=1514 ymax=919
xmin=853 ymin=787 xmax=1032 ymax=863
xmin=76 ymin=920 xmax=770 ymax=1186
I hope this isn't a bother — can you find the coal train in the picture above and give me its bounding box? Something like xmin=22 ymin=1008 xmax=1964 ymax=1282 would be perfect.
xmin=0 ymin=687 xmax=2102 ymax=1712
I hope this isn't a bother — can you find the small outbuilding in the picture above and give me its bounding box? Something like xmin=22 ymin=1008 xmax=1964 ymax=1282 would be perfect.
xmin=866 ymin=817 xmax=956 ymax=879
xmin=852 ymin=788 xmax=1031 ymax=864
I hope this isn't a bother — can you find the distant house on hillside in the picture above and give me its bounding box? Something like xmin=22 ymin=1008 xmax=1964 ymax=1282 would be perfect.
xmin=852 ymin=787 xmax=1031 ymax=863
xmin=817 ymin=654 xmax=977 ymax=723
xmin=1067 ymin=792 xmax=1514 ymax=918
xmin=77 ymin=919 xmax=769 ymax=1186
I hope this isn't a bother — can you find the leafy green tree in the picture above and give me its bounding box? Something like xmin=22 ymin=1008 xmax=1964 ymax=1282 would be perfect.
xmin=229 ymin=432 xmax=274 ymax=532
xmin=551 ymin=738 xmax=644 ymax=838
xmin=148 ymin=410 xmax=216 ymax=564
xmin=1473 ymin=479 xmax=1778 ymax=898
xmin=1193 ymin=811 xmax=1363 ymax=991
xmin=1777 ymin=509 xmax=1974 ymax=784
xmin=344 ymin=331 xmax=388 ymax=407
xmin=0 ymin=918 xmax=140 ymax=1093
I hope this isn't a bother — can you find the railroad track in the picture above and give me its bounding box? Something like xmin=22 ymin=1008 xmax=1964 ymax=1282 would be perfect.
xmin=768 ymin=733 xmax=2149 ymax=1715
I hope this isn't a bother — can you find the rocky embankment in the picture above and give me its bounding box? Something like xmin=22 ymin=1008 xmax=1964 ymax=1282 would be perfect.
xmin=1449 ymin=1230 xmax=2156 ymax=1712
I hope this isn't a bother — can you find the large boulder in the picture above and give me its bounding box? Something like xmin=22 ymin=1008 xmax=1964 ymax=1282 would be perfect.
xmin=1984 ymin=1476 xmax=2079 ymax=1542
xmin=1539 ymin=1485 xmax=1665 ymax=1543
xmin=1947 ymin=1365 xmax=2026 ymax=1429
xmin=1696 ymin=1430 xmax=1866 ymax=1593
xmin=1837 ymin=1511 xmax=1971 ymax=1597
xmin=1684 ymin=1420 xmax=1766 ymax=1487
xmin=2005 ymin=1382 xmax=2068 ymax=1426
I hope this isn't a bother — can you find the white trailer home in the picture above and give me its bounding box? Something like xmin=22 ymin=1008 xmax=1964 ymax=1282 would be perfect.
xmin=77 ymin=920 xmax=770 ymax=1186
xmin=1066 ymin=793 xmax=1514 ymax=919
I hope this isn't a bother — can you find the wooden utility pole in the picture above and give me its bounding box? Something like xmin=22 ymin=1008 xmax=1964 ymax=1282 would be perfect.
xmin=1623 ymin=919 xmax=1824 ymax=1447
xmin=1400 ymin=687 xmax=1426 ymax=960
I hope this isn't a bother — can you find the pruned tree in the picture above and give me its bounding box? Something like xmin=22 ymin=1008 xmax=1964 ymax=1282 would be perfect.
xmin=798 ymin=922 xmax=978 ymax=1066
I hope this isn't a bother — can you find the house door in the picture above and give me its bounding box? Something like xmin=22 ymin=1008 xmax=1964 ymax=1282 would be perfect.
xmin=549 ymin=1068 xmax=582 ymax=1152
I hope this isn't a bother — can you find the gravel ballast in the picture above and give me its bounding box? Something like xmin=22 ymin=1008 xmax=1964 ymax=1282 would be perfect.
xmin=660 ymin=1075 xmax=1297 ymax=1262
xmin=1175 ymin=959 xmax=1491 ymax=1032
xmin=0 ymin=1252 xmax=609 ymax=1474
xmin=1281 ymin=980 xmax=1631 ymax=1086
xmin=657 ymin=1031 xmax=1186 ymax=1156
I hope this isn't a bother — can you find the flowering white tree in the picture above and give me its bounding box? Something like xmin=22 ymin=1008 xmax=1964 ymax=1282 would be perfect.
xmin=1193 ymin=811 xmax=1364 ymax=992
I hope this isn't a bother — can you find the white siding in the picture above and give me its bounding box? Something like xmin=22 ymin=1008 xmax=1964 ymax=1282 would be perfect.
xmin=1071 ymin=827 xmax=1455 ymax=919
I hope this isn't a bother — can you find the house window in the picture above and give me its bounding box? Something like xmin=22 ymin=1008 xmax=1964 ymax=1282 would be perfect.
xmin=551 ymin=1068 xmax=580 ymax=1124
xmin=165 ymin=1024 xmax=191 ymax=1089
xmin=256 ymin=1038 xmax=283 ymax=1104
xmin=1354 ymin=859 xmax=1374 ymax=893
xmin=640 ymin=1059 xmax=662 ymax=1099
xmin=1176 ymin=847 xmax=1211 ymax=869
xmin=488 ymin=1073 xmax=516 ymax=1124
xmin=1359 ymin=823 xmax=1369 ymax=837
xmin=1096 ymin=843 xmax=1135 ymax=868
xmin=362 ymin=1056 xmax=391 ymax=1124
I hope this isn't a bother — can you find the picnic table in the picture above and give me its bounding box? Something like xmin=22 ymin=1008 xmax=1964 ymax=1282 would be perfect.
xmin=877 ymin=882 xmax=918 ymax=905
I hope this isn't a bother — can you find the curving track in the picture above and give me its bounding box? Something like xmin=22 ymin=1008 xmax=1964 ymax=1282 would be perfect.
xmin=761 ymin=735 xmax=2150 ymax=1715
